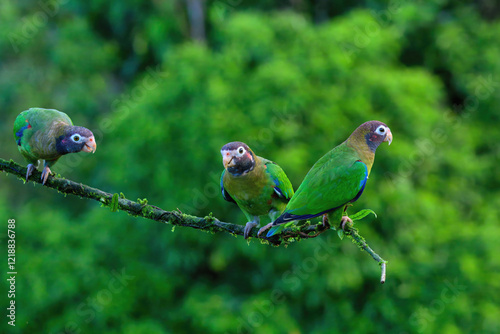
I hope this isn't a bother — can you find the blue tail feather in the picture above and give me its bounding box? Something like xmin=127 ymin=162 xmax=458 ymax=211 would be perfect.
xmin=266 ymin=225 xmax=284 ymax=237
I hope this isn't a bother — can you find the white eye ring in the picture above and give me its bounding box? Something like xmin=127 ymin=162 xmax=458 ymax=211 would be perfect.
xmin=375 ymin=126 xmax=386 ymax=135
xmin=237 ymin=146 xmax=245 ymax=156
xmin=71 ymin=134 xmax=81 ymax=142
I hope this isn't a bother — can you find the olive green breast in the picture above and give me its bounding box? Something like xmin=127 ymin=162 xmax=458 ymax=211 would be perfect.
xmin=223 ymin=160 xmax=286 ymax=216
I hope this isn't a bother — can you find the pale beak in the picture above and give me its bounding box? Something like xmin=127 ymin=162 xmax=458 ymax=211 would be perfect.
xmin=384 ymin=129 xmax=393 ymax=145
xmin=222 ymin=151 xmax=234 ymax=168
xmin=82 ymin=136 xmax=97 ymax=153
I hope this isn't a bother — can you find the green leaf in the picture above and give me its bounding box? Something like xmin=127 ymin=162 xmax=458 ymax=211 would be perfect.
xmin=110 ymin=193 xmax=119 ymax=212
xmin=337 ymin=229 xmax=344 ymax=240
xmin=349 ymin=209 xmax=377 ymax=221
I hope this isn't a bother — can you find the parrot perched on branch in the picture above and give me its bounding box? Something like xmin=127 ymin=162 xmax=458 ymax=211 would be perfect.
xmin=220 ymin=142 xmax=294 ymax=239
xmin=13 ymin=108 xmax=97 ymax=184
xmin=261 ymin=120 xmax=393 ymax=238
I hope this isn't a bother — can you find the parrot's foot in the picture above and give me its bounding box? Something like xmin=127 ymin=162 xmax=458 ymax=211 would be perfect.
xmin=244 ymin=221 xmax=259 ymax=239
xmin=257 ymin=223 xmax=274 ymax=238
xmin=322 ymin=214 xmax=331 ymax=229
xmin=25 ymin=164 xmax=35 ymax=182
xmin=341 ymin=216 xmax=353 ymax=231
xmin=41 ymin=166 xmax=52 ymax=185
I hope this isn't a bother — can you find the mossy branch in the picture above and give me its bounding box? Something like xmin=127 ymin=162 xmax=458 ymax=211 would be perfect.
xmin=346 ymin=227 xmax=387 ymax=284
xmin=1 ymin=157 xmax=387 ymax=283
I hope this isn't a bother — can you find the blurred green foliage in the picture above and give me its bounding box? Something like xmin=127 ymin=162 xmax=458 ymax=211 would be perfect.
xmin=1 ymin=1 xmax=500 ymax=333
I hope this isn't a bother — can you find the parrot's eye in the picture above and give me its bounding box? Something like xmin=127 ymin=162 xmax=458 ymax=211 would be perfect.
xmin=237 ymin=147 xmax=245 ymax=155
xmin=71 ymin=134 xmax=81 ymax=142
xmin=375 ymin=126 xmax=386 ymax=135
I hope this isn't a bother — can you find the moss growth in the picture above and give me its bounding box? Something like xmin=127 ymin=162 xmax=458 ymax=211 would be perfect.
xmin=141 ymin=206 xmax=156 ymax=219
xmin=204 ymin=212 xmax=215 ymax=223
xmin=137 ymin=198 xmax=148 ymax=205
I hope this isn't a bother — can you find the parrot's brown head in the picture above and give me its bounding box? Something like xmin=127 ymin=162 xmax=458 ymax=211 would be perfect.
xmin=221 ymin=141 xmax=256 ymax=176
xmin=56 ymin=126 xmax=97 ymax=155
xmin=351 ymin=120 xmax=393 ymax=152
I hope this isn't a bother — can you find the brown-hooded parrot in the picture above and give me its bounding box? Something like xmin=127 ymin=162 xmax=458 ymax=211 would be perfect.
xmin=13 ymin=108 xmax=97 ymax=184
xmin=220 ymin=142 xmax=294 ymax=239
xmin=261 ymin=121 xmax=393 ymax=237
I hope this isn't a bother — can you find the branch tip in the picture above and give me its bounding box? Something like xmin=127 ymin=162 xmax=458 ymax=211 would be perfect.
xmin=380 ymin=262 xmax=387 ymax=284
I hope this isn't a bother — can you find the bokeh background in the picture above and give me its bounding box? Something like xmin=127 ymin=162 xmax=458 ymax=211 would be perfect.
xmin=1 ymin=1 xmax=500 ymax=333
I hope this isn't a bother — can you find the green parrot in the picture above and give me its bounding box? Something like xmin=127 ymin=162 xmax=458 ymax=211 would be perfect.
xmin=13 ymin=107 xmax=97 ymax=185
xmin=262 ymin=121 xmax=393 ymax=237
xmin=220 ymin=141 xmax=294 ymax=239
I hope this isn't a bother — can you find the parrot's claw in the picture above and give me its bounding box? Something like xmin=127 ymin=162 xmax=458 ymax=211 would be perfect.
xmin=41 ymin=166 xmax=52 ymax=185
xmin=257 ymin=223 xmax=274 ymax=238
xmin=25 ymin=164 xmax=35 ymax=182
xmin=244 ymin=221 xmax=259 ymax=239
xmin=322 ymin=214 xmax=331 ymax=229
xmin=341 ymin=216 xmax=353 ymax=231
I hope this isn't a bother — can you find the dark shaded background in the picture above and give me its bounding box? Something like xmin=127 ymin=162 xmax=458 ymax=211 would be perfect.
xmin=1 ymin=1 xmax=499 ymax=333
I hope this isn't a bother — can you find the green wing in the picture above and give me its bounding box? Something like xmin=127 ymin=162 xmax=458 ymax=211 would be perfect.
xmin=13 ymin=112 xmax=31 ymax=146
xmin=262 ymin=159 xmax=294 ymax=201
xmin=30 ymin=108 xmax=73 ymax=129
xmin=14 ymin=108 xmax=72 ymax=144
xmin=14 ymin=108 xmax=73 ymax=162
xmin=274 ymin=144 xmax=367 ymax=224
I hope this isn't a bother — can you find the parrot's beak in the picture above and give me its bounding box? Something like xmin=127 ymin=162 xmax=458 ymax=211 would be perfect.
xmin=384 ymin=129 xmax=393 ymax=146
xmin=82 ymin=136 xmax=97 ymax=153
xmin=222 ymin=151 xmax=235 ymax=168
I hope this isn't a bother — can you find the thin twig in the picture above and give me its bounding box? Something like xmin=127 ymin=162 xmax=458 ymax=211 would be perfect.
xmin=347 ymin=227 xmax=387 ymax=284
